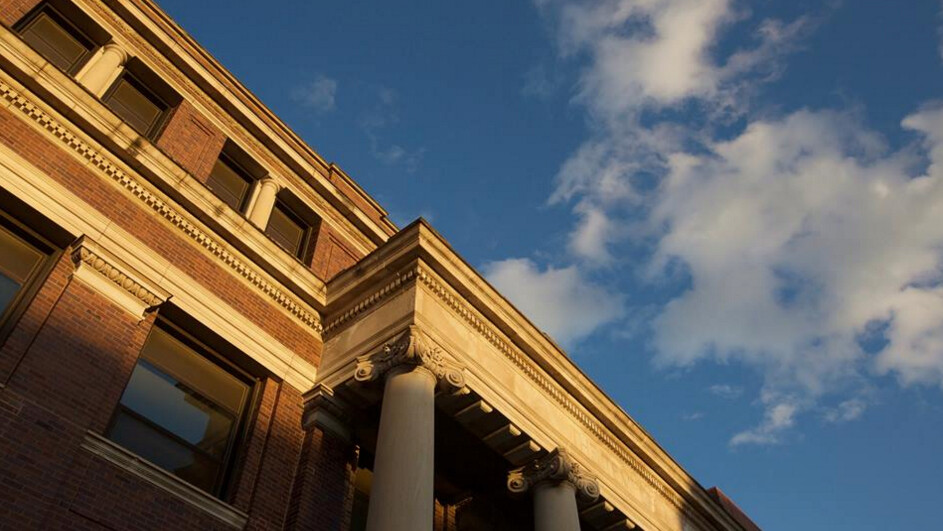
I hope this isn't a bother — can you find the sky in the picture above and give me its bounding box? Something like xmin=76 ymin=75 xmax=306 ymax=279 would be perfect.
xmin=158 ymin=1 xmax=943 ymax=529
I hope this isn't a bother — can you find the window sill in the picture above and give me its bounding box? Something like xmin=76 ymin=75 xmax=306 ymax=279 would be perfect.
xmin=80 ymin=431 xmax=249 ymax=529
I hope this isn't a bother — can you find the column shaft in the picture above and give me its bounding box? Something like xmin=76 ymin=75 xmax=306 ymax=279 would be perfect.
xmin=248 ymin=178 xmax=279 ymax=229
xmin=533 ymin=481 xmax=581 ymax=531
xmin=78 ymin=43 xmax=128 ymax=97
xmin=365 ymin=367 xmax=436 ymax=531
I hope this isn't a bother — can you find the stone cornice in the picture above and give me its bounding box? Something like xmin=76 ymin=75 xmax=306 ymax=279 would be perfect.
xmin=0 ymin=75 xmax=323 ymax=335
xmin=324 ymin=223 xmax=741 ymax=529
xmin=508 ymin=448 xmax=600 ymax=500
xmin=71 ymin=237 xmax=167 ymax=311
xmin=86 ymin=0 xmax=394 ymax=247
xmin=354 ymin=325 xmax=467 ymax=394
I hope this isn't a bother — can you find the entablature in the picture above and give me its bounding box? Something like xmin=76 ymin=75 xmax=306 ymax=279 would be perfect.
xmin=319 ymin=220 xmax=746 ymax=531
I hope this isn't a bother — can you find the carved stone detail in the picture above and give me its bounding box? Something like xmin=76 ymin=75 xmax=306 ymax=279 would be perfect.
xmin=354 ymin=325 xmax=467 ymax=393
xmin=71 ymin=242 xmax=165 ymax=308
xmin=508 ymin=448 xmax=600 ymax=501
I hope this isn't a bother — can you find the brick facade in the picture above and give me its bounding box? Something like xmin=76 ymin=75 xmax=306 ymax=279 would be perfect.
xmin=156 ymin=100 xmax=228 ymax=183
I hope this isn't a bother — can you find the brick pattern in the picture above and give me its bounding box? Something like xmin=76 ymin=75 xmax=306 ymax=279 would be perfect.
xmin=0 ymin=0 xmax=39 ymax=27
xmin=327 ymin=164 xmax=391 ymax=236
xmin=310 ymin=222 xmax=362 ymax=281
xmin=156 ymin=100 xmax=227 ymax=183
xmin=284 ymin=426 xmax=357 ymax=530
xmin=0 ymin=106 xmax=322 ymax=365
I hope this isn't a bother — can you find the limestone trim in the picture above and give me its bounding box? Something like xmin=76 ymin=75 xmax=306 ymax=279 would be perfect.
xmin=508 ymin=448 xmax=600 ymax=501
xmin=71 ymin=236 xmax=169 ymax=318
xmin=74 ymin=0 xmax=393 ymax=248
xmin=0 ymin=76 xmax=324 ymax=335
xmin=327 ymin=261 xmax=692 ymax=517
xmin=81 ymin=431 xmax=248 ymax=529
xmin=302 ymin=383 xmax=353 ymax=442
xmin=354 ymin=325 xmax=467 ymax=394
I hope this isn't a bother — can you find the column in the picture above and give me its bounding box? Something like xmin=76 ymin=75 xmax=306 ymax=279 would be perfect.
xmin=508 ymin=448 xmax=600 ymax=531
xmin=77 ymin=43 xmax=129 ymax=97
xmin=354 ymin=326 xmax=467 ymax=531
xmin=247 ymin=177 xmax=280 ymax=229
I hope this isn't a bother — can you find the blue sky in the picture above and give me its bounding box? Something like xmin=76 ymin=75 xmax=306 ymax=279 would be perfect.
xmin=159 ymin=1 xmax=943 ymax=529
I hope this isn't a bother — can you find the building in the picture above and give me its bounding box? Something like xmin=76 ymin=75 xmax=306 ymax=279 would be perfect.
xmin=0 ymin=1 xmax=760 ymax=529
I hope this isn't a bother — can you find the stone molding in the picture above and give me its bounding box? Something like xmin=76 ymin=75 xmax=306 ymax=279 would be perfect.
xmin=327 ymin=262 xmax=689 ymax=515
xmin=508 ymin=448 xmax=600 ymax=501
xmin=71 ymin=236 xmax=169 ymax=318
xmin=302 ymin=383 xmax=353 ymax=442
xmin=354 ymin=325 xmax=467 ymax=393
xmin=81 ymin=431 xmax=248 ymax=529
xmin=0 ymin=77 xmax=323 ymax=334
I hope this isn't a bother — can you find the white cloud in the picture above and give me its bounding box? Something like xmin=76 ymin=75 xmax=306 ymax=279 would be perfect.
xmin=534 ymin=0 xmax=943 ymax=444
xmin=482 ymin=258 xmax=624 ymax=347
xmin=291 ymin=75 xmax=337 ymax=113
xmin=731 ymin=400 xmax=798 ymax=446
xmin=708 ymin=384 xmax=743 ymax=399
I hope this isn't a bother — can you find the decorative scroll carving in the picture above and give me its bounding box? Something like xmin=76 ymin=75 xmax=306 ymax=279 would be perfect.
xmin=354 ymin=325 xmax=467 ymax=393
xmin=71 ymin=243 xmax=165 ymax=308
xmin=507 ymin=448 xmax=600 ymax=501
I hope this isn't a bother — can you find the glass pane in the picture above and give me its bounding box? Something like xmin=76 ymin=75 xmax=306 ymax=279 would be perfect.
xmin=109 ymin=411 xmax=220 ymax=492
xmin=141 ymin=328 xmax=247 ymax=413
xmin=207 ymin=158 xmax=251 ymax=211
xmin=265 ymin=205 xmax=305 ymax=256
xmin=119 ymin=360 xmax=236 ymax=458
xmin=0 ymin=225 xmax=44 ymax=315
xmin=105 ymin=78 xmax=163 ymax=136
xmin=20 ymin=13 xmax=88 ymax=72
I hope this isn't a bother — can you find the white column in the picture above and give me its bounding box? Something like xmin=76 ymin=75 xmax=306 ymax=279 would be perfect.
xmin=354 ymin=326 xmax=467 ymax=531
xmin=365 ymin=366 xmax=436 ymax=531
xmin=508 ymin=448 xmax=600 ymax=531
xmin=533 ymin=481 xmax=581 ymax=531
xmin=77 ymin=43 xmax=128 ymax=97
xmin=247 ymin=178 xmax=279 ymax=229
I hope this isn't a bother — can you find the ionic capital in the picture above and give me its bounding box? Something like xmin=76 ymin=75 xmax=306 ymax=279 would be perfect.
xmin=507 ymin=448 xmax=600 ymax=500
xmin=354 ymin=325 xmax=467 ymax=393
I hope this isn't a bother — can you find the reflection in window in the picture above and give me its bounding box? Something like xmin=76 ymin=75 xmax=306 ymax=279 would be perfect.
xmin=108 ymin=326 xmax=251 ymax=495
xmin=0 ymin=224 xmax=45 ymax=324
xmin=265 ymin=200 xmax=308 ymax=258
xmin=15 ymin=6 xmax=94 ymax=74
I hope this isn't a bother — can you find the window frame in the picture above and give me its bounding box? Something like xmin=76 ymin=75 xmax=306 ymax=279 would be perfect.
xmin=206 ymin=152 xmax=256 ymax=213
xmin=0 ymin=211 xmax=59 ymax=346
xmin=13 ymin=3 xmax=97 ymax=75
xmin=266 ymin=199 xmax=312 ymax=260
xmin=106 ymin=319 xmax=262 ymax=499
xmin=101 ymin=70 xmax=173 ymax=140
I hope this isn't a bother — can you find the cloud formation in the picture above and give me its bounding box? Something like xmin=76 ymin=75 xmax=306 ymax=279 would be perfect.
xmin=291 ymin=75 xmax=337 ymax=113
xmin=532 ymin=0 xmax=943 ymax=444
xmin=482 ymin=258 xmax=625 ymax=347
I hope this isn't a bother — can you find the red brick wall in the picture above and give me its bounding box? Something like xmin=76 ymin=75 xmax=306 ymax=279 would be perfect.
xmin=0 ymin=106 xmax=322 ymax=366
xmin=285 ymin=426 xmax=357 ymax=530
xmin=156 ymin=100 xmax=227 ymax=183
xmin=311 ymin=222 xmax=362 ymax=281
xmin=0 ymin=0 xmax=39 ymax=26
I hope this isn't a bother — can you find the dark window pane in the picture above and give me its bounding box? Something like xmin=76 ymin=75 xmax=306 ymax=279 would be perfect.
xmin=104 ymin=77 xmax=164 ymax=137
xmin=109 ymin=411 xmax=220 ymax=492
xmin=265 ymin=204 xmax=305 ymax=256
xmin=0 ymin=225 xmax=44 ymax=316
xmin=207 ymin=157 xmax=252 ymax=211
xmin=19 ymin=12 xmax=89 ymax=73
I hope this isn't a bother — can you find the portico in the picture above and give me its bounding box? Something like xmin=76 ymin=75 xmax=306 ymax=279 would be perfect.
xmin=305 ymin=220 xmax=746 ymax=531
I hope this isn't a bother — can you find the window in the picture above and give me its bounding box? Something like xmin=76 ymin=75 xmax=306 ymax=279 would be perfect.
xmin=14 ymin=4 xmax=95 ymax=74
xmin=107 ymin=324 xmax=253 ymax=496
xmin=206 ymin=142 xmax=263 ymax=213
xmin=0 ymin=218 xmax=52 ymax=337
xmin=102 ymin=71 xmax=170 ymax=139
xmin=265 ymin=200 xmax=310 ymax=258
